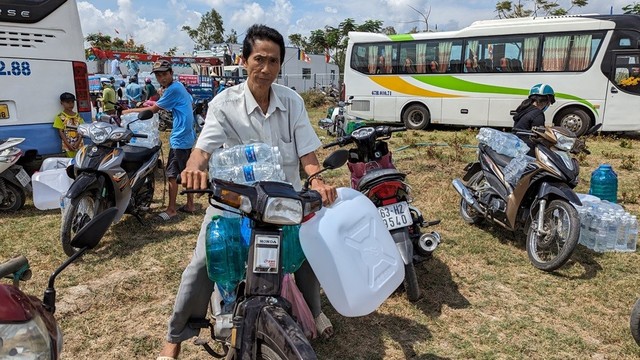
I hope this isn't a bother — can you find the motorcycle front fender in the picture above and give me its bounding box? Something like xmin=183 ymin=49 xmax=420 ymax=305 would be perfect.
xmin=390 ymin=227 xmax=413 ymax=265
xmin=462 ymin=162 xmax=481 ymax=181
xmin=536 ymin=182 xmax=581 ymax=206
xmin=65 ymin=172 xmax=99 ymax=199
xmin=254 ymin=305 xmax=317 ymax=360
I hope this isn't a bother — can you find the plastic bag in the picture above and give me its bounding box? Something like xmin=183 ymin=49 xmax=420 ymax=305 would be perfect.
xmin=280 ymin=273 xmax=317 ymax=339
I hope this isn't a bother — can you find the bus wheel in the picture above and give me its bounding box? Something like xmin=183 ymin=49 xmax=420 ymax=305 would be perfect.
xmin=557 ymin=108 xmax=590 ymax=137
xmin=403 ymin=104 xmax=430 ymax=130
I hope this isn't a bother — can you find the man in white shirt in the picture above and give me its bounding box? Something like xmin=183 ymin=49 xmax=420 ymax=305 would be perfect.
xmin=157 ymin=24 xmax=337 ymax=360
xmin=110 ymin=56 xmax=122 ymax=76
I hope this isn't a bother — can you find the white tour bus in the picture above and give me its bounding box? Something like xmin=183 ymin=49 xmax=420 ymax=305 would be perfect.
xmin=0 ymin=0 xmax=91 ymax=163
xmin=345 ymin=14 xmax=640 ymax=136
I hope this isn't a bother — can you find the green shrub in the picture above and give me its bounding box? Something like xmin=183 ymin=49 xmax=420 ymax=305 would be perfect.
xmin=300 ymin=90 xmax=326 ymax=108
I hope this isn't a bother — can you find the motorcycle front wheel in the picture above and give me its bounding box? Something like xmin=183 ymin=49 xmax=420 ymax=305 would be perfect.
xmin=60 ymin=190 xmax=105 ymax=256
xmin=630 ymin=298 xmax=640 ymax=346
xmin=526 ymin=199 xmax=580 ymax=272
xmin=0 ymin=182 xmax=26 ymax=211
xmin=459 ymin=172 xmax=484 ymax=225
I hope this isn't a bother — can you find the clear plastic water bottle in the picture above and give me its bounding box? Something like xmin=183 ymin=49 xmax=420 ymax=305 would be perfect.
xmin=592 ymin=212 xmax=606 ymax=252
xmin=205 ymin=215 xmax=246 ymax=305
xmin=589 ymin=164 xmax=618 ymax=203
xmin=616 ymin=214 xmax=630 ymax=251
xmin=211 ymin=143 xmax=281 ymax=167
xmin=281 ymin=225 xmax=306 ymax=274
xmin=503 ymin=155 xmax=532 ymax=184
xmin=605 ymin=211 xmax=618 ymax=251
xmin=211 ymin=163 xmax=285 ymax=184
xmin=577 ymin=206 xmax=589 ymax=247
xmin=627 ymin=215 xmax=638 ymax=252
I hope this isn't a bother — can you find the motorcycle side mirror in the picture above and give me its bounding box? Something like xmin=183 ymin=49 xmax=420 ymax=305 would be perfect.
xmin=338 ymin=101 xmax=346 ymax=107
xmin=323 ymin=149 xmax=349 ymax=170
xmin=585 ymin=123 xmax=602 ymax=136
xmin=44 ymin=207 xmax=117 ymax=314
xmin=138 ymin=109 xmax=154 ymax=120
xmin=69 ymin=207 xmax=118 ymax=250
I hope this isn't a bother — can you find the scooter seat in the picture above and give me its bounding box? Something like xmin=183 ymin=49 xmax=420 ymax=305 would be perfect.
xmin=358 ymin=168 xmax=406 ymax=190
xmin=480 ymin=144 xmax=512 ymax=168
xmin=122 ymin=144 xmax=160 ymax=163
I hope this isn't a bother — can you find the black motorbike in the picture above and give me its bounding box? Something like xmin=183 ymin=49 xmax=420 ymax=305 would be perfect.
xmin=184 ymin=150 xmax=348 ymax=359
xmin=60 ymin=110 xmax=161 ymax=256
xmin=323 ymin=126 xmax=441 ymax=302
xmin=452 ymin=125 xmax=599 ymax=271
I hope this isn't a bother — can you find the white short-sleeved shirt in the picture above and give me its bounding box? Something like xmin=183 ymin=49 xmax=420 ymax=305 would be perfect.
xmin=196 ymin=82 xmax=321 ymax=190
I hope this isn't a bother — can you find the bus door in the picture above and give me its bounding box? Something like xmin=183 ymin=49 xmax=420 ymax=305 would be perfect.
xmin=603 ymin=51 xmax=640 ymax=131
xmin=441 ymin=96 xmax=489 ymax=126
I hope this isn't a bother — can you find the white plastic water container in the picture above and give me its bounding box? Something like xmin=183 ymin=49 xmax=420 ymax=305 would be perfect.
xmin=31 ymin=168 xmax=73 ymax=210
xmin=299 ymin=187 xmax=404 ymax=317
xmin=39 ymin=157 xmax=72 ymax=172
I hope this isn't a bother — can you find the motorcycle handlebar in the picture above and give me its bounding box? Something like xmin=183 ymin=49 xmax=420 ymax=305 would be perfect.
xmin=0 ymin=256 xmax=29 ymax=280
xmin=131 ymin=133 xmax=148 ymax=138
xmin=322 ymin=135 xmax=352 ymax=149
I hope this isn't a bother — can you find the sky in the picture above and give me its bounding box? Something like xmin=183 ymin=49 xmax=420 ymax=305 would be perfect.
xmin=79 ymin=0 xmax=631 ymax=55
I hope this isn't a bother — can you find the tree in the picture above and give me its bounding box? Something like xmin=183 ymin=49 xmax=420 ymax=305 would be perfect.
xmin=496 ymin=0 xmax=588 ymax=19
xmin=165 ymin=47 xmax=178 ymax=56
xmin=182 ymin=9 xmax=225 ymax=50
xmin=226 ymin=29 xmax=238 ymax=44
xmin=623 ymin=2 xmax=640 ymax=14
xmin=288 ymin=18 xmax=384 ymax=74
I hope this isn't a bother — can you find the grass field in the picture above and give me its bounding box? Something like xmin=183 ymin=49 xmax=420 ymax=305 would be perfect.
xmin=2 ymin=105 xmax=640 ymax=359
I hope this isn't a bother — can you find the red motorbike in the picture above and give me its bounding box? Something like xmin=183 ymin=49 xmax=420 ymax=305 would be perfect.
xmin=0 ymin=208 xmax=117 ymax=359
xmin=323 ymin=125 xmax=441 ymax=301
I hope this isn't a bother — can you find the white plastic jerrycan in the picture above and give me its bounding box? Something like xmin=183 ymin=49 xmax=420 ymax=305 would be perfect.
xmin=299 ymin=187 xmax=404 ymax=317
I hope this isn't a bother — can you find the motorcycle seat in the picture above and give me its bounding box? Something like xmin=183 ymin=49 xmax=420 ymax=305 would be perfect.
xmin=122 ymin=144 xmax=160 ymax=163
xmin=358 ymin=168 xmax=406 ymax=190
xmin=481 ymin=144 xmax=512 ymax=168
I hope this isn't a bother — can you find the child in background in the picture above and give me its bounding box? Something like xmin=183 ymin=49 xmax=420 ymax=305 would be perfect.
xmin=53 ymin=92 xmax=84 ymax=157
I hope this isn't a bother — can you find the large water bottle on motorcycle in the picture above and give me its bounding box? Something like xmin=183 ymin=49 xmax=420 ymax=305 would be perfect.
xmin=206 ymin=214 xmax=246 ymax=304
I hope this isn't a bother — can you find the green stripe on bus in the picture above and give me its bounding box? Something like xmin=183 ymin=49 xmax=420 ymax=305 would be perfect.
xmin=388 ymin=34 xmax=414 ymax=41
xmin=412 ymin=75 xmax=597 ymax=113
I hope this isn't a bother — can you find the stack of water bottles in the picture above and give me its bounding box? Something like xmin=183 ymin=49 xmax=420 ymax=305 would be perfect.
xmin=205 ymin=143 xmax=305 ymax=307
xmin=209 ymin=143 xmax=285 ymax=184
xmin=476 ymin=128 xmax=533 ymax=184
xmin=120 ymin=113 xmax=160 ymax=148
xmin=575 ymin=194 xmax=638 ymax=252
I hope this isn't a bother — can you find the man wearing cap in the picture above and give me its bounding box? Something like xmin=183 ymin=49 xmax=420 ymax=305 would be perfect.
xmin=98 ymin=77 xmax=117 ymax=115
xmin=123 ymin=59 xmax=196 ymax=221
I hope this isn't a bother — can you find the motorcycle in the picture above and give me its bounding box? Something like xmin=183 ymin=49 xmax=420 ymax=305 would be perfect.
xmin=323 ymin=126 xmax=441 ymax=302
xmin=0 ymin=137 xmax=32 ymax=211
xmin=318 ymin=100 xmax=348 ymax=137
xmin=60 ymin=110 xmax=161 ymax=256
xmin=184 ymin=150 xmax=348 ymax=359
xmin=0 ymin=207 xmax=117 ymax=359
xmin=452 ymin=125 xmax=600 ymax=271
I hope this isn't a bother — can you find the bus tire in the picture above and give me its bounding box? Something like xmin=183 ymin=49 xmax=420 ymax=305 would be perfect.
xmin=402 ymin=104 xmax=430 ymax=130
xmin=556 ymin=108 xmax=590 ymax=137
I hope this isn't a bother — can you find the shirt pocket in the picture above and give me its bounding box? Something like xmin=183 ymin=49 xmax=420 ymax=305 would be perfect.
xmin=277 ymin=138 xmax=297 ymax=166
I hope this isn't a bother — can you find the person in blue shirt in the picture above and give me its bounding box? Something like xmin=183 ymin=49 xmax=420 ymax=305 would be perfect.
xmin=123 ymin=59 xmax=196 ymax=221
xmin=125 ymin=76 xmax=143 ymax=108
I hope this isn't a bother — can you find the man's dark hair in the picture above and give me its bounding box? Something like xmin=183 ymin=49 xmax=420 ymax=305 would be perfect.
xmin=242 ymin=24 xmax=285 ymax=65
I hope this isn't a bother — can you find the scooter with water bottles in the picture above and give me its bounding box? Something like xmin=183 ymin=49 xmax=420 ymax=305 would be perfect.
xmin=323 ymin=126 xmax=441 ymax=302
xmin=0 ymin=207 xmax=117 ymax=359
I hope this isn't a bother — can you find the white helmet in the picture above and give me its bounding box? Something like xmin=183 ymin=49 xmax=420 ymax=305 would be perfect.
xmin=100 ymin=77 xmax=111 ymax=84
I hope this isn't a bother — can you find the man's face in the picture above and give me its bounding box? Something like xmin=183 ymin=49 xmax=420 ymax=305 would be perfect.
xmin=245 ymin=39 xmax=281 ymax=91
xmin=154 ymin=70 xmax=173 ymax=88
xmin=61 ymin=100 xmax=74 ymax=111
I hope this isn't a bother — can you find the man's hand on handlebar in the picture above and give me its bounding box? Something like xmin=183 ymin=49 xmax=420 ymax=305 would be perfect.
xmin=310 ymin=179 xmax=337 ymax=206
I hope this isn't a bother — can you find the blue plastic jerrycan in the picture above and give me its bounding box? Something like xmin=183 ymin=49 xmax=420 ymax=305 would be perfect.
xmin=589 ymin=164 xmax=618 ymax=203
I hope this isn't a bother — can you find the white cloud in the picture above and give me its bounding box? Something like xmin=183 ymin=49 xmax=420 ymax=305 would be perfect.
xmin=324 ymin=7 xmax=338 ymax=14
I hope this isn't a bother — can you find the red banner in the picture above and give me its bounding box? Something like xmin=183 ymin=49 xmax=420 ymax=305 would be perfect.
xmin=90 ymin=48 xmax=222 ymax=66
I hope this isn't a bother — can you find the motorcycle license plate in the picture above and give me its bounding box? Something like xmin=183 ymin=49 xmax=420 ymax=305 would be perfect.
xmin=378 ymin=201 xmax=413 ymax=230
xmin=15 ymin=168 xmax=30 ymax=187
xmin=253 ymin=234 xmax=280 ymax=274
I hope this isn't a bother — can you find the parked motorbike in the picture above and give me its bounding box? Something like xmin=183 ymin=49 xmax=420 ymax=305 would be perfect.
xmin=60 ymin=110 xmax=160 ymax=256
xmin=158 ymin=108 xmax=173 ymax=132
xmin=0 ymin=137 xmax=32 ymax=211
xmin=184 ymin=150 xmax=348 ymax=359
xmin=194 ymin=98 xmax=208 ymax=134
xmin=0 ymin=207 xmax=117 ymax=359
xmin=323 ymin=126 xmax=441 ymax=302
xmin=318 ymin=100 xmax=348 ymax=137
xmin=452 ymin=125 xmax=600 ymax=271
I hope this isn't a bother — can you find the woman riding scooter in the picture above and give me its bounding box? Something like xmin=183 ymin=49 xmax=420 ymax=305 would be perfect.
xmin=512 ymin=83 xmax=556 ymax=154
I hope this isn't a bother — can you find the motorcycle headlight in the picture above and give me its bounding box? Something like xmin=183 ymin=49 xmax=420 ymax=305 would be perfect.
xmin=77 ymin=123 xmax=92 ymax=138
xmin=109 ymin=129 xmax=127 ymax=141
xmin=552 ymin=149 xmax=574 ymax=170
xmin=537 ymin=150 xmax=561 ymax=175
xmin=262 ymin=197 xmax=303 ymax=225
xmin=553 ymin=130 xmax=576 ymax=151
xmin=0 ymin=314 xmax=53 ymax=359
xmin=89 ymin=126 xmax=110 ymax=144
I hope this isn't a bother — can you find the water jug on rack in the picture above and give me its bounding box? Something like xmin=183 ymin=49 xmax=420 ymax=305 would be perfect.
xmin=589 ymin=164 xmax=618 ymax=203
